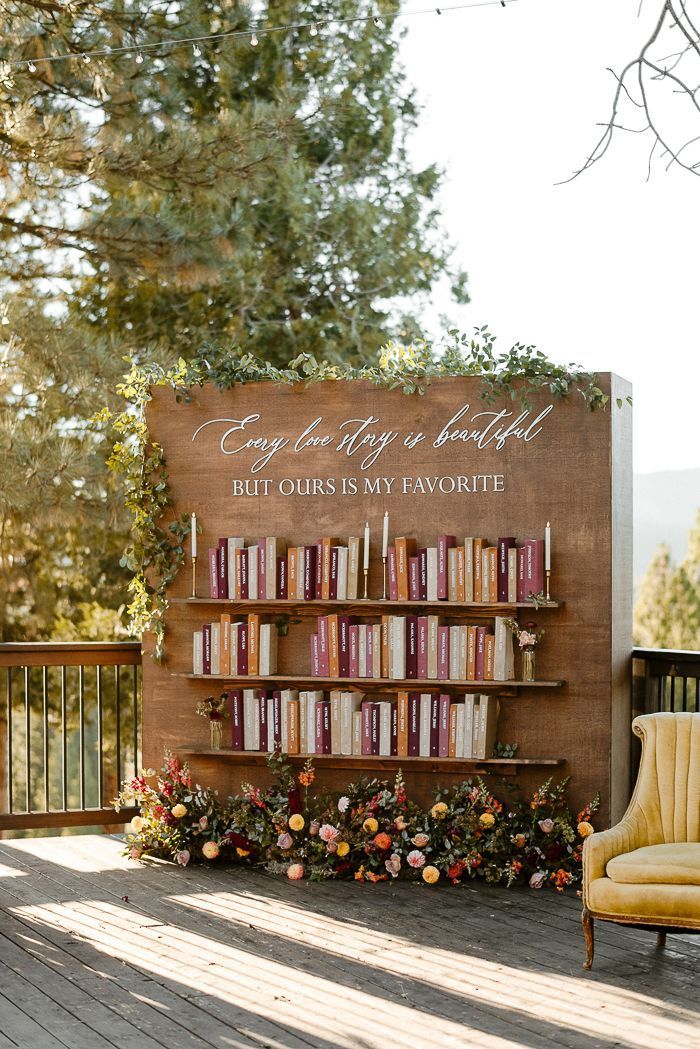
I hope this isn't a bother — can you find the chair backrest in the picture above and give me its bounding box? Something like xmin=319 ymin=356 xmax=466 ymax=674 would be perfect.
xmin=630 ymin=712 xmax=700 ymax=844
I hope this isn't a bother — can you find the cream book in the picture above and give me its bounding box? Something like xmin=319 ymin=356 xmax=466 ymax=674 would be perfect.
xmin=211 ymin=623 xmax=221 ymax=676
xmin=248 ymin=544 xmax=258 ymax=599
xmin=227 ymin=538 xmax=244 ymax=599
xmin=426 ymin=548 xmax=438 ymax=601
xmin=347 ymin=537 xmax=360 ymax=600
xmin=352 ymin=710 xmax=363 ymax=754
xmin=447 ymin=547 xmax=458 ymax=602
xmin=419 ymin=693 xmax=432 ymax=757
xmin=494 ymin=616 xmax=514 ymax=681
xmin=298 ymin=692 xmax=308 ymax=754
xmin=230 ymin=622 xmax=239 ymax=675
xmin=427 ymin=615 xmax=439 ymax=679
xmin=372 ymin=624 xmax=382 ymax=679
xmin=330 ymin=689 xmax=343 ymax=754
xmin=296 ymin=547 xmax=305 ymax=600
xmin=337 ymin=547 xmax=348 ymax=601
xmin=464 ymin=539 xmax=474 ymax=602
xmin=449 ymin=625 xmax=460 ymax=680
xmin=455 ymin=702 xmax=466 ymax=757
xmin=458 ymin=625 xmax=468 ymax=680
xmin=463 ymin=694 xmax=477 ymax=758
xmin=243 ymin=689 xmax=259 ymax=750
xmin=340 ymin=691 xmax=364 ymax=754
xmin=476 ymin=694 xmax=499 ymax=759
xmin=508 ymin=547 xmax=518 ymax=603
xmin=280 ymin=688 xmax=300 ymax=751
xmin=358 ymin=624 xmax=368 ymax=678
xmin=306 ymin=690 xmax=323 ymax=753
xmin=259 ymin=623 xmax=278 ymax=675
xmin=193 ymin=631 xmax=203 ymax=675
xmin=265 ymin=537 xmax=286 ymax=599
xmin=390 ymin=616 xmax=406 ymax=679
xmin=378 ymin=702 xmax=392 ymax=757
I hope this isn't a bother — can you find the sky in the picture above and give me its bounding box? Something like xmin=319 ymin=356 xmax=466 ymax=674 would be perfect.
xmin=400 ymin=0 xmax=700 ymax=475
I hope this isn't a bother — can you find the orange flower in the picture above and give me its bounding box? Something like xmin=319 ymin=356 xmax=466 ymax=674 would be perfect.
xmin=354 ymin=865 xmax=366 ymax=882
xmin=373 ymin=832 xmax=392 ymax=850
xmin=298 ymin=770 xmax=315 ymax=787
xmin=366 ymin=871 xmax=389 ymax=883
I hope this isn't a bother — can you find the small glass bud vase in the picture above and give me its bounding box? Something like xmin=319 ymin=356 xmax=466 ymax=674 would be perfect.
xmin=210 ymin=719 xmax=224 ymax=750
xmin=522 ymin=647 xmax=536 ymax=682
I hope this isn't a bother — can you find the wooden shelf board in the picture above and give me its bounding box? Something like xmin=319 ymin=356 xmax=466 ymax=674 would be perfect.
xmin=172 ymin=673 xmax=564 ymax=690
xmin=170 ymin=598 xmax=561 ymax=615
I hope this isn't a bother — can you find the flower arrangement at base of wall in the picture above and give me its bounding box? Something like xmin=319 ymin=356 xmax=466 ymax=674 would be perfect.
xmin=116 ymin=753 xmax=599 ymax=889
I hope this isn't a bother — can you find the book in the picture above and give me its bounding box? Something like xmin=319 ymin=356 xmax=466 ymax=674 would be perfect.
xmin=340 ymin=691 xmax=363 ymax=755
xmin=408 ymin=692 xmax=420 ymax=756
xmin=397 ymin=691 xmax=409 ymax=757
xmin=248 ymin=544 xmax=258 ymax=599
xmin=427 ymin=616 xmax=439 ymax=679
xmin=352 ymin=710 xmax=363 ymax=755
xmin=430 ymin=694 xmax=440 ymax=757
xmin=258 ymin=690 xmax=268 ymax=751
xmin=494 ymin=616 xmax=515 ymax=681
xmin=391 ymin=704 xmax=398 ymax=756
xmin=310 ymin=633 xmax=320 ymax=676
xmin=357 ymin=624 xmax=367 ymax=678
xmin=230 ymin=690 xmax=244 ymax=749
xmin=438 ymin=694 xmax=451 ymax=757
xmin=366 ymin=624 xmax=374 ymax=679
xmin=381 ymin=616 xmax=390 ymax=678
xmin=409 ymin=557 xmax=420 ymax=601
xmin=287 ymin=699 xmax=300 ymax=755
xmin=467 ymin=625 xmax=477 ymax=681
xmin=361 ymin=700 xmax=373 ymax=755
xmin=217 ymin=539 xmax=228 ymax=600
xmin=243 ymin=689 xmax=259 ymax=750
xmin=211 ymin=622 xmax=220 ymax=676
xmin=464 ymin=539 xmax=474 ymax=602
xmin=372 ymin=624 xmax=382 ymax=679
xmin=347 ymin=537 xmax=360 ymax=600
xmin=517 ymin=547 xmax=526 ymax=602
xmin=475 ymin=694 xmax=499 ymax=759
xmin=329 ymin=546 xmax=339 ymax=600
xmin=418 ymin=548 xmax=428 ymax=600
xmin=508 ymin=547 xmax=518 ymax=603
xmin=257 ymin=539 xmax=267 ymax=602
xmin=208 ymin=549 xmax=218 ymax=599
xmin=220 ymin=614 xmax=231 ymax=676
xmin=447 ymin=547 xmax=458 ymax=602
xmin=296 ymin=546 xmax=305 ymax=600
xmin=318 ymin=616 xmax=329 ymax=676
xmin=328 ymin=614 xmax=339 ymax=678
xmin=524 ymin=538 xmax=545 ymax=598
xmin=463 ymin=694 xmax=476 ymax=758
xmin=426 ymin=548 xmax=438 ymax=601
xmin=456 ymin=546 xmax=465 ymax=602
xmin=203 ymin=624 xmax=211 ymax=675
xmin=473 ymin=538 xmax=484 ymax=602
xmin=259 ymin=623 xmax=278 ymax=676
xmin=370 ymin=702 xmax=380 ymax=756
xmin=395 ymin=537 xmax=416 ymax=601
xmin=230 ymin=622 xmax=239 ymax=675
xmin=449 ymin=702 xmax=458 ymax=758
xmin=303 ymin=545 xmax=317 ymax=601
xmin=437 ymin=625 xmax=449 ymax=680
xmin=417 ymin=616 xmax=428 ymax=679
xmin=315 ymin=539 xmax=323 ymax=599
xmin=338 ymin=616 xmax=351 ymax=677
xmin=458 ymin=625 xmax=468 ymax=680
xmin=487 ymin=546 xmax=498 ymax=602
xmin=337 ymin=546 xmax=348 ymax=601
xmin=406 ymin=615 xmax=418 ymax=679
xmin=270 ymin=691 xmax=282 ymax=751
xmin=378 ymin=701 xmax=392 ymax=756
xmin=390 ymin=616 xmax=406 ymax=679
xmin=237 ymin=623 xmax=248 ymax=676
xmin=247 ymin=614 xmax=259 ymax=676
xmin=287 ymin=546 xmax=298 ymax=601
xmin=387 ymin=546 xmax=398 ymax=600
xmin=419 ymin=693 xmax=432 ymax=757
xmin=321 ymin=537 xmax=340 ymax=600
xmin=277 ymin=555 xmax=287 ymax=599
xmin=449 ymin=625 xmax=460 ymax=681
xmin=348 ymin=625 xmax=359 ymax=677
xmin=281 ymin=689 xmax=299 ymax=750
xmin=484 ymin=634 xmax=495 ymax=681
xmin=305 ymin=690 xmax=323 ymax=753
xmin=498 ymin=538 xmax=515 ymax=602
xmin=239 ymin=547 xmax=249 ymax=600
xmin=455 ymin=702 xmax=466 ymax=758
xmin=266 ymin=538 xmax=286 ymax=599
xmin=475 ymin=626 xmax=488 ymax=680
xmin=330 ymin=689 xmax=342 ymax=753
xmin=193 ymin=631 xmax=203 ymax=675
xmin=228 ymin=538 xmax=244 ymax=599
xmin=437 ymin=535 xmax=456 ymax=600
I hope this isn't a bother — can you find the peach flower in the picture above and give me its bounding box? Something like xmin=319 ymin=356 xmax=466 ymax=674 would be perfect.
xmin=319 ymin=823 xmax=339 ymax=842
xmin=287 ymin=863 xmax=304 ymax=880
xmin=363 ymin=817 xmax=379 ymax=834
xmin=407 ymin=849 xmax=426 ymax=868
xmin=422 ymin=865 xmax=440 ymax=884
xmin=577 ymin=821 xmax=594 ymax=838
xmin=202 ymin=841 xmax=220 ymax=860
xmin=411 ymin=833 xmax=430 ymax=848
xmin=289 ymin=814 xmax=305 ymax=832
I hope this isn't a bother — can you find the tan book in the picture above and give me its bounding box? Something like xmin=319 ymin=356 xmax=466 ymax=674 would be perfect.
xmin=459 ymin=625 xmax=468 ymax=680
xmin=328 ymin=614 xmax=339 ymax=678
xmin=448 ymin=703 xmax=459 ymax=758
xmin=395 ymin=537 xmax=417 ymax=601
xmin=447 ymin=547 xmax=458 ymax=602
xmin=476 ymin=694 xmax=499 ymax=759
xmin=487 ymin=547 xmax=498 ymax=602
xmin=372 ymin=624 xmax=382 ymax=679
xmin=397 ymin=691 xmax=409 ymax=757
xmin=287 ymin=700 xmax=300 ymax=755
xmin=467 ymin=625 xmax=477 ymax=681
xmin=296 ymin=546 xmax=305 ymax=600
xmin=211 ymin=623 xmax=220 ymax=675
xmin=265 ymin=538 xmax=286 ymax=599
xmin=464 ymin=539 xmax=474 ymax=602
xmin=484 ymin=633 xmax=495 ymax=681
xmin=449 ymin=625 xmax=460 ymax=680
xmin=247 ymin=614 xmax=260 ymax=676
xmin=455 ymin=702 xmax=466 ymax=757
xmin=464 ymin=694 xmax=477 ymax=758
xmin=427 ymin=615 xmax=439 ymax=679
xmin=321 ymin=536 xmax=340 ymax=600
xmin=381 ymin=616 xmax=391 ymax=678
xmin=473 ymin=538 xmax=484 ymax=601
xmin=230 ymin=622 xmax=239 ymax=675
xmin=508 ymin=547 xmax=518 ymax=603
xmin=482 ymin=549 xmax=489 ymax=604
xmin=235 ymin=547 xmax=245 ymax=602
xmin=471 ymin=695 xmax=481 ymax=757
xmin=347 ymin=537 xmax=361 ymax=600
xmin=287 ymin=547 xmax=298 ymax=600
xmin=298 ymin=692 xmax=308 ymax=754
xmin=220 ymin=614 xmax=231 ymax=676
xmin=340 ymin=691 xmax=363 ymax=754
xmin=494 ymin=616 xmax=514 ymax=681
xmin=193 ymin=631 xmax=203 ymax=675
xmin=456 ymin=547 xmax=465 ymax=602
xmin=227 ymin=538 xmax=244 ymax=599
xmin=259 ymin=623 xmax=278 ymax=675
xmin=330 ymin=689 xmax=342 ymax=753
xmin=352 ymin=710 xmax=363 ymax=754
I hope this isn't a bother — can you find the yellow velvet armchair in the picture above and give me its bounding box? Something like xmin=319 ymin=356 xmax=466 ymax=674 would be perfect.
xmin=582 ymin=711 xmax=700 ymax=969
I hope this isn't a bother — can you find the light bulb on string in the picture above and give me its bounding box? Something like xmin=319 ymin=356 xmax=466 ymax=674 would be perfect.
xmin=27 ymin=60 xmax=37 ymax=72
xmin=373 ymin=16 xmax=382 ymax=27
xmin=82 ymin=53 xmax=91 ymax=64
xmin=192 ymin=43 xmax=202 ymax=56
xmin=250 ymin=32 xmax=259 ymax=46
xmin=135 ymin=51 xmax=144 ymax=64
xmin=310 ymin=22 xmax=319 ymax=37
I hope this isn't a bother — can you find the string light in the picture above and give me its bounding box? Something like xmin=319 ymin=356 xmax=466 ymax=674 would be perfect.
xmin=11 ymin=1 xmax=519 ymax=70
xmin=82 ymin=53 xmax=91 ymax=64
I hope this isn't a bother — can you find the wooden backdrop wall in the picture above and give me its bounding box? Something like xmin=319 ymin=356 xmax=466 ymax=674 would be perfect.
xmin=143 ymin=374 xmax=633 ymax=824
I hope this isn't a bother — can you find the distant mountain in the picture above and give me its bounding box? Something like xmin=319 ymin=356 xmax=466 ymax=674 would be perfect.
xmin=634 ymin=469 xmax=700 ymax=584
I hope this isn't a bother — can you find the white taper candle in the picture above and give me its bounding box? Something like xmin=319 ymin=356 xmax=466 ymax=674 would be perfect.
xmin=191 ymin=512 xmax=197 ymax=558
xmin=363 ymin=521 xmax=370 ymax=570
xmin=545 ymin=521 xmax=551 ymax=571
xmin=382 ymin=511 xmax=389 ymax=558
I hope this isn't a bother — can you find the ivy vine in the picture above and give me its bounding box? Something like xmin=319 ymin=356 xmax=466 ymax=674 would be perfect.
xmin=102 ymin=329 xmax=627 ymax=659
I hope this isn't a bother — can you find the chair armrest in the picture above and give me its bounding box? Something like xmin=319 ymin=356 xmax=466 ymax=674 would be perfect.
xmin=583 ymin=814 xmax=648 ymax=889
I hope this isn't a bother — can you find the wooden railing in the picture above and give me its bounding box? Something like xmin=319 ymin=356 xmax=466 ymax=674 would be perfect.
xmin=0 ymin=642 xmax=141 ymax=831
xmin=632 ymin=647 xmax=700 ymax=717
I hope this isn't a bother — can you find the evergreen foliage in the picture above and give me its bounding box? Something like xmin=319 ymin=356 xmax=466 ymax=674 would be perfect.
xmin=633 ymin=511 xmax=700 ymax=650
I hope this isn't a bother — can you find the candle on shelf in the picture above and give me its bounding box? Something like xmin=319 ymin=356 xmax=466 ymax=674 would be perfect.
xmin=191 ymin=512 xmax=197 ymax=558
xmin=545 ymin=521 xmax=551 ymax=571
xmin=382 ymin=511 xmax=389 ymax=558
xmin=363 ymin=522 xmax=370 ymax=570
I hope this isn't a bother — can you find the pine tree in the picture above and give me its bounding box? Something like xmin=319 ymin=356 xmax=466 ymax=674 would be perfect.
xmin=633 ymin=513 xmax=700 ymax=650
xmin=0 ymin=1 xmax=468 ymax=638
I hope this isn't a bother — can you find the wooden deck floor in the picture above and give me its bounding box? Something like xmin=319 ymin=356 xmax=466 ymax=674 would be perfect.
xmin=0 ymin=836 xmax=698 ymax=1049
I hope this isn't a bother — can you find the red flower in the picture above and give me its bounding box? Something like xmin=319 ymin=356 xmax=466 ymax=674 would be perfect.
xmin=223 ymin=831 xmax=257 ymax=853
xmin=373 ymin=832 xmax=392 ymax=851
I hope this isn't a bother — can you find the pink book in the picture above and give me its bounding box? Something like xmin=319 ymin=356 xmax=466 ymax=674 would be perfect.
xmin=361 ymin=700 xmax=373 ymax=755
xmin=217 ymin=539 xmax=228 ymax=600
xmin=437 ymin=535 xmax=456 ymax=600
xmin=388 ymin=547 xmax=398 ymax=600
xmin=258 ymin=691 xmax=268 ymax=752
xmin=230 ymin=690 xmax=244 ymax=749
xmin=417 ymin=616 xmax=428 ymax=679
xmin=366 ymin=625 xmax=374 ymax=679
xmin=310 ymin=634 xmax=320 ymax=676
xmin=430 ymin=695 xmax=440 ymax=756
xmin=408 ymin=692 xmax=420 ymax=756
xmin=258 ymin=540 xmax=267 ymax=600
xmin=438 ymin=626 xmax=450 ymax=680
xmin=349 ymin=625 xmax=359 ymax=677
xmin=409 ymin=557 xmax=420 ymax=601
xmin=391 ymin=704 xmax=398 ymax=756
xmin=208 ymin=549 xmax=219 ymax=598
xmin=525 ymin=538 xmax=545 ymax=598
xmin=475 ymin=626 xmax=488 ymax=680
xmin=406 ymin=615 xmax=418 ymax=680
xmin=438 ymin=695 xmax=451 ymax=757
xmin=318 ymin=616 xmax=329 ymax=676
xmin=517 ymin=547 xmax=526 ymax=602
xmin=315 ymin=539 xmax=323 ymax=599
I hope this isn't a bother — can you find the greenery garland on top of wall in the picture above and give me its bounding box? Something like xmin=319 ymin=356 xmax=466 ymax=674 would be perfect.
xmin=102 ymin=329 xmax=629 ymax=659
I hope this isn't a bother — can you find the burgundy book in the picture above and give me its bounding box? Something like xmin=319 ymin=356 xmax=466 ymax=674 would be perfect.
xmin=239 ymin=547 xmax=249 ymax=600
xmin=475 ymin=626 xmax=488 ymax=680
xmin=417 ymin=616 xmax=428 ymax=678
xmin=438 ymin=625 xmax=450 ymax=680
xmin=276 ymin=555 xmax=287 ymax=598
xmin=230 ymin=689 xmax=244 ymax=749
xmin=388 ymin=547 xmax=398 ymax=600
xmin=349 ymin=625 xmax=359 ymax=677
xmin=315 ymin=539 xmax=323 ymax=599
xmin=391 ymin=704 xmax=398 ymax=756
xmin=418 ymin=548 xmax=428 ymax=601
xmin=438 ymin=694 xmax=451 ymax=757
xmin=361 ymin=700 xmax=373 ymax=755
xmin=218 ymin=539 xmax=228 ymax=599
xmin=370 ymin=702 xmax=380 ymax=756
xmin=338 ymin=616 xmax=352 ymax=677
xmin=208 ymin=549 xmax=219 ymax=599
xmin=408 ymin=557 xmax=420 ymax=601
xmin=406 ymin=615 xmax=418 ymax=679
xmin=258 ymin=690 xmax=269 ymax=752
xmin=525 ymin=538 xmax=545 ymax=598
xmin=498 ymin=537 xmax=516 ymax=602
xmin=517 ymin=547 xmax=526 ymax=602
xmin=437 ymin=535 xmax=456 ymax=600
xmin=271 ymin=691 xmax=282 ymax=750
xmin=315 ymin=700 xmax=331 ymax=754
xmin=237 ymin=623 xmax=249 ymax=676
xmin=303 ymin=545 xmax=317 ymax=601
xmin=310 ymin=633 xmax=320 ymax=676
xmin=329 ymin=546 xmax=339 ymax=600
xmin=258 ymin=540 xmax=267 ymax=601
xmin=408 ymin=692 xmax=420 ymax=757
xmin=203 ymin=624 xmax=212 ymax=675
xmin=318 ymin=616 xmax=329 ymax=676
xmin=429 ymin=694 xmax=440 ymax=757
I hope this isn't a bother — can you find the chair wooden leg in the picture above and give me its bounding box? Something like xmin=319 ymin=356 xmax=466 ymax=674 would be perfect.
xmin=657 ymin=930 xmax=667 ymax=949
xmin=582 ymin=908 xmax=594 ymax=970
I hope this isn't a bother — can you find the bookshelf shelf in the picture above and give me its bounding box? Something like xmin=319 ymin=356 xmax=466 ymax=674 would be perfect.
xmin=172 ymin=672 xmax=564 ymax=690
xmin=172 ymin=597 xmax=561 ymax=617
xmin=177 ymin=747 xmax=565 ymax=777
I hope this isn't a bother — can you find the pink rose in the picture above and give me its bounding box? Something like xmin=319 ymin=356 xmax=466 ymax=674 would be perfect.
xmin=385 ymin=853 xmax=402 ymax=878
xmin=407 ymin=849 xmax=426 ymax=869
xmin=309 ymin=820 xmax=320 ymax=836
xmin=277 ymin=832 xmax=293 ymax=850
xmin=129 ymin=846 xmax=142 ymax=860
xmin=176 ymin=850 xmax=190 ymax=867
xmin=519 ymin=632 xmax=537 ymax=648
xmin=319 ymin=823 xmax=339 ymax=842
xmin=326 ymin=840 xmax=338 ymax=854
xmin=529 ymin=871 xmax=547 ymax=889
xmin=538 ymin=819 xmax=554 ymax=834
xmin=411 ymin=833 xmax=430 ymax=848
xmin=287 ymin=863 xmax=304 ymax=880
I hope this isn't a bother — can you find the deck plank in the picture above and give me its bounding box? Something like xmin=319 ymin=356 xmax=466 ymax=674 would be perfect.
xmin=1 ymin=835 xmax=698 ymax=1049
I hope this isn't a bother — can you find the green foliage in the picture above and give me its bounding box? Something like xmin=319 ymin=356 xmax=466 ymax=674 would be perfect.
xmin=634 ymin=511 xmax=700 ymax=649
xmin=106 ymin=336 xmax=610 ymax=656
